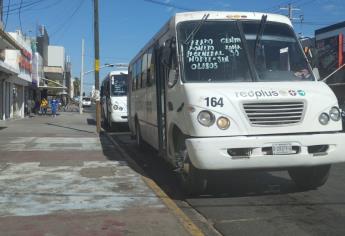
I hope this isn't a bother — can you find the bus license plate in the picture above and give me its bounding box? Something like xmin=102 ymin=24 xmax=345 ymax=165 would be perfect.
xmin=272 ymin=143 xmax=293 ymax=155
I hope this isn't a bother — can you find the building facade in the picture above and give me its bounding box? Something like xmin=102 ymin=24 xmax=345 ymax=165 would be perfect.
xmin=4 ymin=31 xmax=33 ymax=119
xmin=0 ymin=29 xmax=24 ymax=120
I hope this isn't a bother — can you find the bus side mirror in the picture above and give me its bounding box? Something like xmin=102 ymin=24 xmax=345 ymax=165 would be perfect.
xmin=304 ymin=47 xmax=318 ymax=68
xmin=162 ymin=38 xmax=176 ymax=67
xmin=168 ymin=68 xmax=179 ymax=88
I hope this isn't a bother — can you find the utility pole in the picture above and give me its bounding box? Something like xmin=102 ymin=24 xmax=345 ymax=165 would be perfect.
xmin=280 ymin=3 xmax=302 ymax=23
xmin=93 ymin=0 xmax=101 ymax=133
xmin=0 ymin=0 xmax=3 ymax=23
xmin=79 ymin=38 xmax=84 ymax=114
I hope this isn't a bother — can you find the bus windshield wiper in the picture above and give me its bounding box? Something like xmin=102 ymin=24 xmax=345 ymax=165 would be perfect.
xmin=236 ymin=20 xmax=259 ymax=82
xmin=253 ymin=15 xmax=267 ymax=60
xmin=183 ymin=13 xmax=210 ymax=45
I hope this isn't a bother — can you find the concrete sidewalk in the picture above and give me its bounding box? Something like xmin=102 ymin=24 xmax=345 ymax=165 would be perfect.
xmin=0 ymin=112 xmax=191 ymax=236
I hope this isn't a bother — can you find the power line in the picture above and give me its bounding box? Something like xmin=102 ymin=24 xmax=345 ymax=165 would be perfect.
xmin=3 ymin=0 xmax=39 ymax=9
xmin=24 ymin=0 xmax=62 ymax=11
xmin=4 ymin=0 xmax=10 ymax=29
xmin=3 ymin=0 xmax=45 ymax=15
xmin=143 ymin=0 xmax=195 ymax=11
xmin=50 ymin=0 xmax=85 ymax=37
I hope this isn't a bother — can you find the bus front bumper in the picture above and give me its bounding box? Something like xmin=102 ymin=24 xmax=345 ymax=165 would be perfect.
xmin=111 ymin=111 xmax=128 ymax=123
xmin=185 ymin=133 xmax=345 ymax=170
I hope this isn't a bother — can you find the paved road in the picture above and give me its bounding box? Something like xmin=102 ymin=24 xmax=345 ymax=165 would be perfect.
xmin=110 ymin=132 xmax=345 ymax=236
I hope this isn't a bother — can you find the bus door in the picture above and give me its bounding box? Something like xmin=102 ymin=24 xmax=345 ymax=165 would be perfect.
xmin=155 ymin=45 xmax=167 ymax=156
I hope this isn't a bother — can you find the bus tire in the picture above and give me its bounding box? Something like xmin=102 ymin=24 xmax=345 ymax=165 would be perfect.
xmin=180 ymin=157 xmax=207 ymax=196
xmin=177 ymin=139 xmax=207 ymax=196
xmin=288 ymin=164 xmax=331 ymax=190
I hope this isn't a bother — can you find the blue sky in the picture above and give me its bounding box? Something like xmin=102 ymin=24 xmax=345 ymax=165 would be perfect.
xmin=4 ymin=0 xmax=345 ymax=94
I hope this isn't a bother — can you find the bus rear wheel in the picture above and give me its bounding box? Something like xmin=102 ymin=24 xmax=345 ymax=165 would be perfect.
xmin=288 ymin=164 xmax=331 ymax=190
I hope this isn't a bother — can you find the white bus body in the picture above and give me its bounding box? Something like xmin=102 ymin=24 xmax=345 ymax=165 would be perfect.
xmin=128 ymin=12 xmax=345 ymax=194
xmin=101 ymin=70 xmax=128 ymax=130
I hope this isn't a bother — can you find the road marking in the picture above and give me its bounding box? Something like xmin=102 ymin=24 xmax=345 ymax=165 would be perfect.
xmin=105 ymin=132 xmax=205 ymax=236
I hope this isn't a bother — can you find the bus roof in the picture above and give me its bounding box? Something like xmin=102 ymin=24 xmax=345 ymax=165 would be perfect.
xmin=174 ymin=11 xmax=292 ymax=26
xmin=108 ymin=70 xmax=128 ymax=76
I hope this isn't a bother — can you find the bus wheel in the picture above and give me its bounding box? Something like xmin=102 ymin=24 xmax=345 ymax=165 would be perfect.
xmin=178 ymin=147 xmax=207 ymax=196
xmin=288 ymin=164 xmax=331 ymax=190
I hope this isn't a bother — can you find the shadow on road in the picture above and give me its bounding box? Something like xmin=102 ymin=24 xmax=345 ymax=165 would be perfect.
xmin=46 ymin=123 xmax=95 ymax=134
xmin=110 ymin=133 xmax=306 ymax=201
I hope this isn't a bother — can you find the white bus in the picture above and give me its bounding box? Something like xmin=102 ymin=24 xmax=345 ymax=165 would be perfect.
xmin=128 ymin=11 xmax=345 ymax=195
xmin=101 ymin=70 xmax=128 ymax=130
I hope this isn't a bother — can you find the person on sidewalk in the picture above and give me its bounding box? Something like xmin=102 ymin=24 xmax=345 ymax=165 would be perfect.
xmin=40 ymin=98 xmax=48 ymax=116
xmin=50 ymin=97 xmax=59 ymax=118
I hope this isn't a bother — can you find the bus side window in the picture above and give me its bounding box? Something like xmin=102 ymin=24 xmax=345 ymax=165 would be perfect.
xmin=141 ymin=53 xmax=148 ymax=89
xmin=147 ymin=47 xmax=155 ymax=87
xmin=128 ymin=66 xmax=133 ymax=92
xmin=135 ymin=59 xmax=142 ymax=90
xmin=132 ymin=64 xmax=136 ymax=91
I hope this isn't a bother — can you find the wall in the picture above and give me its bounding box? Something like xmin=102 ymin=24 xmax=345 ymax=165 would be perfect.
xmin=5 ymin=31 xmax=32 ymax=83
xmin=47 ymin=46 xmax=65 ymax=68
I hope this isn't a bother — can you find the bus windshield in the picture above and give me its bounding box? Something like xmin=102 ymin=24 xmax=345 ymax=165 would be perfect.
xmin=177 ymin=20 xmax=314 ymax=83
xmin=111 ymin=75 xmax=127 ymax=96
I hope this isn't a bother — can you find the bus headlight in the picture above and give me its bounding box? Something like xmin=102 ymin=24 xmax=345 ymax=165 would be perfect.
xmin=113 ymin=105 xmax=118 ymax=110
xmin=329 ymin=107 xmax=341 ymax=121
xmin=319 ymin=112 xmax=330 ymax=125
xmin=197 ymin=110 xmax=215 ymax=127
xmin=217 ymin=117 xmax=230 ymax=130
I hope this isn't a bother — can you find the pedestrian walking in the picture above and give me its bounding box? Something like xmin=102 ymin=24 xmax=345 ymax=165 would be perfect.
xmin=40 ymin=98 xmax=48 ymax=115
xmin=50 ymin=97 xmax=59 ymax=118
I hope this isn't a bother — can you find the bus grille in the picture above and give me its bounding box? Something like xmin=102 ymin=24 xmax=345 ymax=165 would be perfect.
xmin=243 ymin=101 xmax=305 ymax=126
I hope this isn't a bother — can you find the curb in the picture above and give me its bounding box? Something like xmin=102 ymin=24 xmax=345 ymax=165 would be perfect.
xmin=104 ymin=132 xmax=205 ymax=236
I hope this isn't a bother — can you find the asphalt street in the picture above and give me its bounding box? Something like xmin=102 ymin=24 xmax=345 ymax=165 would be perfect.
xmin=110 ymin=131 xmax=345 ymax=236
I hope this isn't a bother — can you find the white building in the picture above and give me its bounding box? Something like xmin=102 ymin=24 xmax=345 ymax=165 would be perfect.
xmin=3 ymin=31 xmax=33 ymax=119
